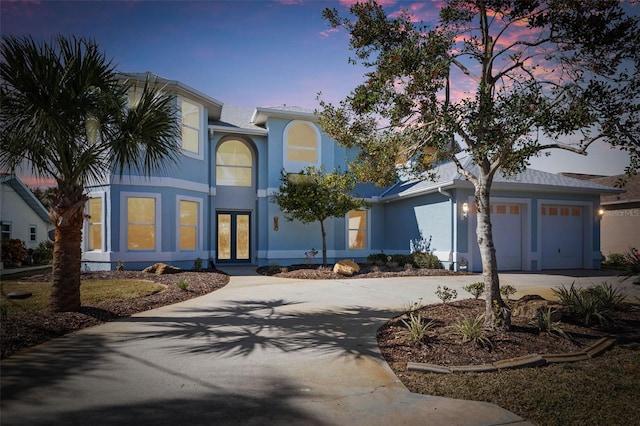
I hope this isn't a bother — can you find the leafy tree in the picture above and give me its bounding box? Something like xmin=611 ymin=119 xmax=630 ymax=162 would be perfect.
xmin=0 ymin=35 xmax=180 ymax=312
xmin=271 ymin=166 xmax=367 ymax=266
xmin=319 ymin=0 xmax=640 ymax=329
xmin=28 ymin=185 xmax=57 ymax=211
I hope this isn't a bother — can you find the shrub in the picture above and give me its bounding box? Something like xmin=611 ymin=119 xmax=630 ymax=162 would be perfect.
xmin=412 ymin=251 xmax=443 ymax=269
xmin=390 ymin=254 xmax=413 ymax=267
xmin=401 ymin=311 xmax=435 ymax=344
xmin=500 ymin=284 xmax=517 ymax=301
xmin=553 ymin=282 xmax=627 ymax=326
xmin=622 ymin=248 xmax=640 ymax=284
xmin=448 ymin=314 xmax=492 ymax=348
xmin=33 ymin=241 xmax=53 ymax=264
xmin=116 ymin=260 xmax=125 ymax=271
xmin=435 ymin=285 xmax=457 ymax=304
xmin=604 ymin=252 xmax=627 ymax=267
xmin=463 ymin=282 xmax=485 ymax=299
xmin=366 ymin=253 xmax=388 ymax=266
xmin=177 ymin=280 xmax=190 ymax=291
xmin=1 ymin=239 xmax=27 ymax=266
xmin=193 ymin=257 xmax=203 ymax=271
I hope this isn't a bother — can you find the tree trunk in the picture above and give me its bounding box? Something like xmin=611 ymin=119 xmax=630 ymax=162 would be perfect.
xmin=320 ymin=219 xmax=328 ymax=266
xmin=48 ymin=183 xmax=86 ymax=312
xmin=474 ymin=179 xmax=511 ymax=331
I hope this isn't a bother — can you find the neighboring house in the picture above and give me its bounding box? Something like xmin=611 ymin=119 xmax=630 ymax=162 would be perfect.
xmin=562 ymin=173 xmax=640 ymax=257
xmin=0 ymin=174 xmax=53 ymax=249
xmin=81 ymin=72 xmax=621 ymax=272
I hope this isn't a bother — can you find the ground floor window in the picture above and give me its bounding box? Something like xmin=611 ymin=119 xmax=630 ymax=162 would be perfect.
xmin=87 ymin=197 xmax=103 ymax=251
xmin=126 ymin=196 xmax=157 ymax=251
xmin=348 ymin=210 xmax=368 ymax=249
xmin=1 ymin=222 xmax=11 ymax=241
xmin=179 ymin=199 xmax=199 ymax=251
xmin=29 ymin=225 xmax=37 ymax=242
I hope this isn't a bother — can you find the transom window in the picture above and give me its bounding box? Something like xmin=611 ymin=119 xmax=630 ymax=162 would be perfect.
xmin=284 ymin=121 xmax=320 ymax=171
xmin=127 ymin=197 xmax=156 ymax=251
xmin=181 ymin=99 xmax=201 ymax=155
xmin=348 ymin=210 xmax=368 ymax=250
xmin=216 ymin=140 xmax=252 ymax=187
xmin=87 ymin=197 xmax=103 ymax=251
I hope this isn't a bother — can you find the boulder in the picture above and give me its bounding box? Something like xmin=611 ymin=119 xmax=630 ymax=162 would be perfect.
xmin=7 ymin=290 xmax=32 ymax=300
xmin=143 ymin=263 xmax=182 ymax=275
xmin=511 ymin=294 xmax=562 ymax=322
xmin=333 ymin=259 xmax=360 ymax=277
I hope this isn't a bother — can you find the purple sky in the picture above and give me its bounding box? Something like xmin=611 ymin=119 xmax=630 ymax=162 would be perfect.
xmin=1 ymin=0 xmax=635 ymax=179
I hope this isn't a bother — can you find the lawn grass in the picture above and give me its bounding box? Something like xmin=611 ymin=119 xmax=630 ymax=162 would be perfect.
xmin=1 ymin=279 xmax=165 ymax=314
xmin=401 ymin=343 xmax=640 ymax=426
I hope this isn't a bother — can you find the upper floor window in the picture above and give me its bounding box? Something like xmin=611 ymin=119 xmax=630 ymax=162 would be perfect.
xmin=216 ymin=140 xmax=252 ymax=187
xmin=347 ymin=210 xmax=368 ymax=250
xmin=181 ymin=98 xmax=202 ymax=158
xmin=87 ymin=197 xmax=103 ymax=251
xmin=283 ymin=121 xmax=320 ymax=171
xmin=29 ymin=225 xmax=37 ymax=242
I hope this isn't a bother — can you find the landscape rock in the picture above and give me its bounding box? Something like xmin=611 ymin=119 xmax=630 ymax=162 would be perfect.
xmin=511 ymin=294 xmax=563 ymax=322
xmin=333 ymin=259 xmax=360 ymax=276
xmin=143 ymin=263 xmax=182 ymax=275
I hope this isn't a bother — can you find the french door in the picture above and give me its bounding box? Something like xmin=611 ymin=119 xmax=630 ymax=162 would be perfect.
xmin=216 ymin=211 xmax=251 ymax=263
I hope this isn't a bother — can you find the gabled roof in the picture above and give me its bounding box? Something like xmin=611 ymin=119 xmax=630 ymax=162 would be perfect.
xmin=0 ymin=174 xmax=51 ymax=223
xmin=379 ymin=155 xmax=623 ymax=201
xmin=251 ymin=105 xmax=317 ymax=127
xmin=562 ymin=172 xmax=640 ymax=206
xmin=209 ymin=105 xmax=268 ymax=136
xmin=119 ymin=72 xmax=224 ymax=121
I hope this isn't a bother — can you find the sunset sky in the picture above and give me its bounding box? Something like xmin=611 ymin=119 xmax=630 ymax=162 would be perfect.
xmin=2 ymin=0 xmax=637 ymax=183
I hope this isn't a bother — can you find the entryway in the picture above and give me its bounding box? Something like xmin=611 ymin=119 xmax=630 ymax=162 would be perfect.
xmin=217 ymin=211 xmax=251 ymax=263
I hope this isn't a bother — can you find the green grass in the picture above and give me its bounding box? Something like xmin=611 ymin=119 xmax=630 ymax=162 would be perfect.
xmin=1 ymin=279 xmax=164 ymax=314
xmin=401 ymin=343 xmax=640 ymax=425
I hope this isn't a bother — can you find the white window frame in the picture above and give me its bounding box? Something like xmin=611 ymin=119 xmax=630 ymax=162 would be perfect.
xmin=28 ymin=224 xmax=37 ymax=243
xmin=176 ymin=195 xmax=202 ymax=252
xmin=85 ymin=192 xmax=106 ymax=252
xmin=180 ymin=97 xmax=205 ymax=161
xmin=1 ymin=222 xmax=12 ymax=241
xmin=120 ymin=192 xmax=161 ymax=253
xmin=283 ymin=120 xmax=321 ymax=172
xmin=347 ymin=209 xmax=369 ymax=250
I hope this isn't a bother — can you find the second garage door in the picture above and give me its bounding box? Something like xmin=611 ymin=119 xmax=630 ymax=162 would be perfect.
xmin=541 ymin=205 xmax=583 ymax=269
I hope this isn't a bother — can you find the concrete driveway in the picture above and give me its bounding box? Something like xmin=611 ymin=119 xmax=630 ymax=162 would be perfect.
xmin=1 ymin=268 xmax=634 ymax=425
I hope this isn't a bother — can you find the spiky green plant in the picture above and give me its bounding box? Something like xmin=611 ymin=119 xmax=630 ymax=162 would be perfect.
xmin=401 ymin=311 xmax=434 ymax=344
xmin=448 ymin=314 xmax=492 ymax=349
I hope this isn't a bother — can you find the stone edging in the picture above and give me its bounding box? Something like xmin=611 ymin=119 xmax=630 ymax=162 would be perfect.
xmin=407 ymin=337 xmax=616 ymax=374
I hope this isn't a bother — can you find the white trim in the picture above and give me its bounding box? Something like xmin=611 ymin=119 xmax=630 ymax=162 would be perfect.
xmin=283 ymin=120 xmax=321 ymax=172
xmin=209 ymin=125 xmax=267 ymax=136
xmin=110 ymin=175 xmax=209 ymax=194
xmin=176 ymin=195 xmax=203 ymax=252
xmin=179 ymin=96 xmax=205 ymax=161
xmin=120 ymin=192 xmax=162 ymax=254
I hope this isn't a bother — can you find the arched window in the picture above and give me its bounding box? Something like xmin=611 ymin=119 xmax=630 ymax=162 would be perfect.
xmin=284 ymin=121 xmax=320 ymax=171
xmin=216 ymin=140 xmax=253 ymax=187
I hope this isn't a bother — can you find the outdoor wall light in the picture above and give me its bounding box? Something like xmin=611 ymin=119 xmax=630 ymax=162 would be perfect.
xmin=462 ymin=202 xmax=469 ymax=218
xmin=597 ymin=208 xmax=605 ymax=219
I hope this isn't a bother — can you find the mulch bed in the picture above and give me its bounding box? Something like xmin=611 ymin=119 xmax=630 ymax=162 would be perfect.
xmin=257 ymin=263 xmax=466 ymax=279
xmin=1 ymin=270 xmax=229 ymax=359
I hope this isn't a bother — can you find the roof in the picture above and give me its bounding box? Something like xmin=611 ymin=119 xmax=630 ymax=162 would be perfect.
xmin=561 ymin=172 xmax=640 ymax=206
xmin=209 ymin=105 xmax=268 ymax=136
xmin=119 ymin=72 xmax=224 ymax=121
xmin=1 ymin=174 xmax=51 ymax=223
xmin=380 ymin=155 xmax=623 ymax=201
xmin=251 ymin=105 xmax=317 ymax=127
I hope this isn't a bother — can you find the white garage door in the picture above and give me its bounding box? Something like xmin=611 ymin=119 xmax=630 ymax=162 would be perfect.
xmin=472 ymin=203 xmax=522 ymax=271
xmin=541 ymin=205 xmax=583 ymax=269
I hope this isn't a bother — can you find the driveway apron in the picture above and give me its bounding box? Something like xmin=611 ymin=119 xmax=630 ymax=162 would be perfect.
xmin=2 ymin=268 xmax=630 ymax=425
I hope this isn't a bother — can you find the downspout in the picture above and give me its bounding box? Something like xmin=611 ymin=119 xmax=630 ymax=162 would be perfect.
xmin=438 ymin=187 xmax=456 ymax=271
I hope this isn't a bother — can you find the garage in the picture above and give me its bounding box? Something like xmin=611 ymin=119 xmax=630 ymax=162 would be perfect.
xmin=471 ymin=203 xmax=523 ymax=271
xmin=541 ymin=205 xmax=583 ymax=269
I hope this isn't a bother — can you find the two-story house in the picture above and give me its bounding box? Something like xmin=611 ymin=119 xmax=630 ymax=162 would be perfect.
xmin=81 ymin=73 xmax=621 ymax=272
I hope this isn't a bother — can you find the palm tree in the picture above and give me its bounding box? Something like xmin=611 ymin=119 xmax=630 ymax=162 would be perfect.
xmin=0 ymin=35 xmax=181 ymax=312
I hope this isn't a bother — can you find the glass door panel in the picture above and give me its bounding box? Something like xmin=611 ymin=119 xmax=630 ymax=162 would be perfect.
xmin=217 ymin=212 xmax=251 ymax=263
xmin=217 ymin=214 xmax=231 ymax=260
xmin=236 ymin=214 xmax=250 ymax=260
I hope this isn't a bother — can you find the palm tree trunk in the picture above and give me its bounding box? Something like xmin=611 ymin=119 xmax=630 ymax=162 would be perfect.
xmin=49 ymin=185 xmax=86 ymax=312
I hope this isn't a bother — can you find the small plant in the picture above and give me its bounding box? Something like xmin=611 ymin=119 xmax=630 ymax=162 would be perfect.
xmin=500 ymin=284 xmax=517 ymax=301
xmin=531 ymin=307 xmax=567 ymax=339
xmin=448 ymin=314 xmax=492 ymax=349
xmin=435 ymin=285 xmax=457 ymax=304
xmin=0 ymin=238 xmax=27 ymax=267
xmin=116 ymin=260 xmax=125 ymax=271
xmin=177 ymin=280 xmax=190 ymax=291
xmin=193 ymin=257 xmax=203 ymax=271
xmin=553 ymin=282 xmax=627 ymax=326
xmin=402 ymin=298 xmax=424 ymax=313
xmin=622 ymin=247 xmax=640 ymax=284
xmin=366 ymin=252 xmax=387 ymax=266
xmin=401 ymin=311 xmax=435 ymax=344
xmin=463 ymin=282 xmax=485 ymax=300
xmin=304 ymin=248 xmax=319 ymax=265
xmin=33 ymin=241 xmax=53 ymax=264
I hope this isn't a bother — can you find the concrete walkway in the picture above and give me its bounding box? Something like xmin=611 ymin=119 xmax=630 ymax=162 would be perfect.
xmin=1 ymin=268 xmax=635 ymax=425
